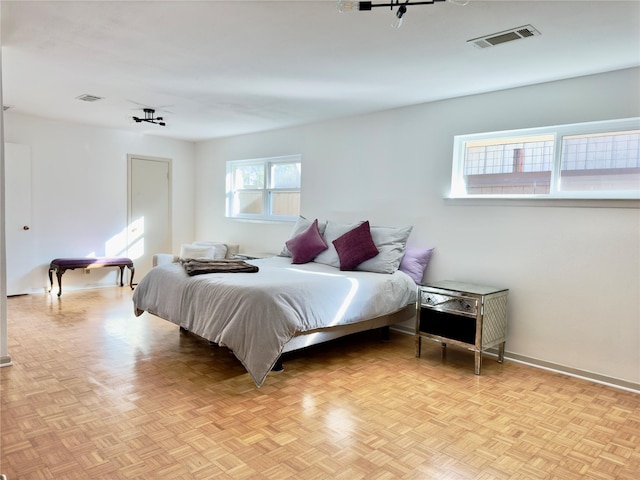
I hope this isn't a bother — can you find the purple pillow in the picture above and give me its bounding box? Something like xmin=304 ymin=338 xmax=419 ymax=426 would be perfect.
xmin=332 ymin=221 xmax=379 ymax=271
xmin=285 ymin=219 xmax=328 ymax=264
xmin=399 ymin=247 xmax=434 ymax=284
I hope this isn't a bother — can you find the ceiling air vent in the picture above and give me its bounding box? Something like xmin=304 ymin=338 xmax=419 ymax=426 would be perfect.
xmin=468 ymin=24 xmax=541 ymax=49
xmin=76 ymin=94 xmax=104 ymax=102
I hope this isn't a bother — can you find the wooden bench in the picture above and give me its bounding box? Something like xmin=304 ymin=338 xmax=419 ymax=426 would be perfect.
xmin=49 ymin=257 xmax=135 ymax=297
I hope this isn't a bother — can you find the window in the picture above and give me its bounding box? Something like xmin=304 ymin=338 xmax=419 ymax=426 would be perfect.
xmin=451 ymin=118 xmax=640 ymax=199
xmin=226 ymin=155 xmax=301 ymax=220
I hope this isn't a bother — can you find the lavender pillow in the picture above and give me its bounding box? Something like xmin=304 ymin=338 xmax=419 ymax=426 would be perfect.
xmin=332 ymin=221 xmax=379 ymax=271
xmin=285 ymin=219 xmax=328 ymax=264
xmin=399 ymin=247 xmax=434 ymax=284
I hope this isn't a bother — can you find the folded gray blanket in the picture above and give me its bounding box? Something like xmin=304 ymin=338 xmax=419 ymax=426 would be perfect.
xmin=180 ymin=258 xmax=259 ymax=276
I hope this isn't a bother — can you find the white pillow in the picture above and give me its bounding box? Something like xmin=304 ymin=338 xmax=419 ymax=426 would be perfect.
xmin=279 ymin=216 xmax=327 ymax=257
xmin=192 ymin=241 xmax=228 ymax=259
xmin=356 ymin=225 xmax=413 ymax=274
xmin=179 ymin=244 xmax=217 ymax=260
xmin=313 ymin=221 xmax=363 ymax=268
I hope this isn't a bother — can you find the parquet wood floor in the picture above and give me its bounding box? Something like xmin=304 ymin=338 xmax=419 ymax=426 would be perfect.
xmin=1 ymin=287 xmax=638 ymax=479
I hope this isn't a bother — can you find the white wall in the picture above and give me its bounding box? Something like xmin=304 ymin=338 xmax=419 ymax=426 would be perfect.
xmin=4 ymin=114 xmax=196 ymax=292
xmin=195 ymin=68 xmax=640 ymax=387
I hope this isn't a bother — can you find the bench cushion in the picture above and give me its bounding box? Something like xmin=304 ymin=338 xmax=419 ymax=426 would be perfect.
xmin=50 ymin=257 xmax=133 ymax=268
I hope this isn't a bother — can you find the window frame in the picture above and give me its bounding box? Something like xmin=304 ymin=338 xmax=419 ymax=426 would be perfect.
xmin=226 ymin=154 xmax=301 ymax=221
xmin=450 ymin=117 xmax=640 ymax=200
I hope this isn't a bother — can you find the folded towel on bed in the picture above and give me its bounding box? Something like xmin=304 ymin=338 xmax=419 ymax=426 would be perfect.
xmin=180 ymin=258 xmax=259 ymax=276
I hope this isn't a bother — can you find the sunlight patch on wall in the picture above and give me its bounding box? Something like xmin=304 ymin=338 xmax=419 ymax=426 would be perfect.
xmin=105 ymin=217 xmax=145 ymax=259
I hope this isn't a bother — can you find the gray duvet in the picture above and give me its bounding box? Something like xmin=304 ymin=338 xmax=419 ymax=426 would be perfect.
xmin=132 ymin=256 xmax=416 ymax=386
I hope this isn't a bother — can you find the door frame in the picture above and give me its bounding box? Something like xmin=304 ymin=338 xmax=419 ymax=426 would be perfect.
xmin=127 ymin=154 xmax=172 ymax=278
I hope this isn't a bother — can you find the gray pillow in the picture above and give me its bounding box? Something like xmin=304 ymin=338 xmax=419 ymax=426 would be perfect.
xmin=356 ymin=225 xmax=413 ymax=274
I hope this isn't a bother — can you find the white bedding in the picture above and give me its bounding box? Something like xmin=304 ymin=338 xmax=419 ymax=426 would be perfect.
xmin=132 ymin=256 xmax=417 ymax=386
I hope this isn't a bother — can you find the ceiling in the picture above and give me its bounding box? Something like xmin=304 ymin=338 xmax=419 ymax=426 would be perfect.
xmin=1 ymin=0 xmax=639 ymax=142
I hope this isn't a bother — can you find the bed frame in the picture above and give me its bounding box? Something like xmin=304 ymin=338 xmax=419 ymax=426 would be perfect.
xmin=273 ymin=302 xmax=417 ymax=370
xmin=281 ymin=303 xmax=416 ymax=353
xmin=173 ymin=302 xmax=417 ymax=372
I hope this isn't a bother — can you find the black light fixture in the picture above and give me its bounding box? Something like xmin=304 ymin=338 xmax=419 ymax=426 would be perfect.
xmin=132 ymin=108 xmax=166 ymax=126
xmin=392 ymin=4 xmax=407 ymax=28
xmin=338 ymin=0 xmax=469 ymax=28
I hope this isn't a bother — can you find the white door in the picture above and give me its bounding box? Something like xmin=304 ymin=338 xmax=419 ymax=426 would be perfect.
xmin=5 ymin=143 xmax=34 ymax=296
xmin=128 ymin=155 xmax=171 ymax=281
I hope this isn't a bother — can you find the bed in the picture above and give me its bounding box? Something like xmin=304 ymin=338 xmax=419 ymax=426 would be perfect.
xmin=132 ymin=256 xmax=418 ymax=386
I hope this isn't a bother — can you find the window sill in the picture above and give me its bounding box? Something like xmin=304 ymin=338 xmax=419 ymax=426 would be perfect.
xmin=444 ymin=197 xmax=640 ymax=209
xmin=226 ymin=216 xmax=296 ymax=224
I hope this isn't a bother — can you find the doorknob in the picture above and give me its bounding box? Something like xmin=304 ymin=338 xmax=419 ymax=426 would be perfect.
xmin=23 ymin=225 xmax=30 ymax=230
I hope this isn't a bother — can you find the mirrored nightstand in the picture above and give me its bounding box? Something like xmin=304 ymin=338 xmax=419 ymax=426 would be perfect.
xmin=416 ymin=280 xmax=508 ymax=374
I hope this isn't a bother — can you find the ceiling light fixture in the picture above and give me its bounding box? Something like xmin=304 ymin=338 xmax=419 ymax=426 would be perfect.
xmin=132 ymin=108 xmax=166 ymax=127
xmin=338 ymin=0 xmax=469 ymax=28
xmin=391 ymin=4 xmax=407 ymax=28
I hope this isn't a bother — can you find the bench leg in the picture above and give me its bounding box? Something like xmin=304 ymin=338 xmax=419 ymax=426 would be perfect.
xmin=48 ymin=268 xmax=54 ymax=293
xmin=128 ymin=265 xmax=135 ymax=289
xmin=56 ymin=270 xmax=64 ymax=297
xmin=118 ymin=266 xmax=125 ymax=287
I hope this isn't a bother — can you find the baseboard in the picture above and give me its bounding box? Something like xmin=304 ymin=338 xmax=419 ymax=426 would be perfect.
xmin=42 ymin=282 xmax=128 ymax=295
xmin=500 ymin=351 xmax=640 ymax=394
xmin=391 ymin=326 xmax=640 ymax=394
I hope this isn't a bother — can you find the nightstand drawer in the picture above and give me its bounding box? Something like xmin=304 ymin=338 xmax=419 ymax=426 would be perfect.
xmin=420 ymin=291 xmax=478 ymax=317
